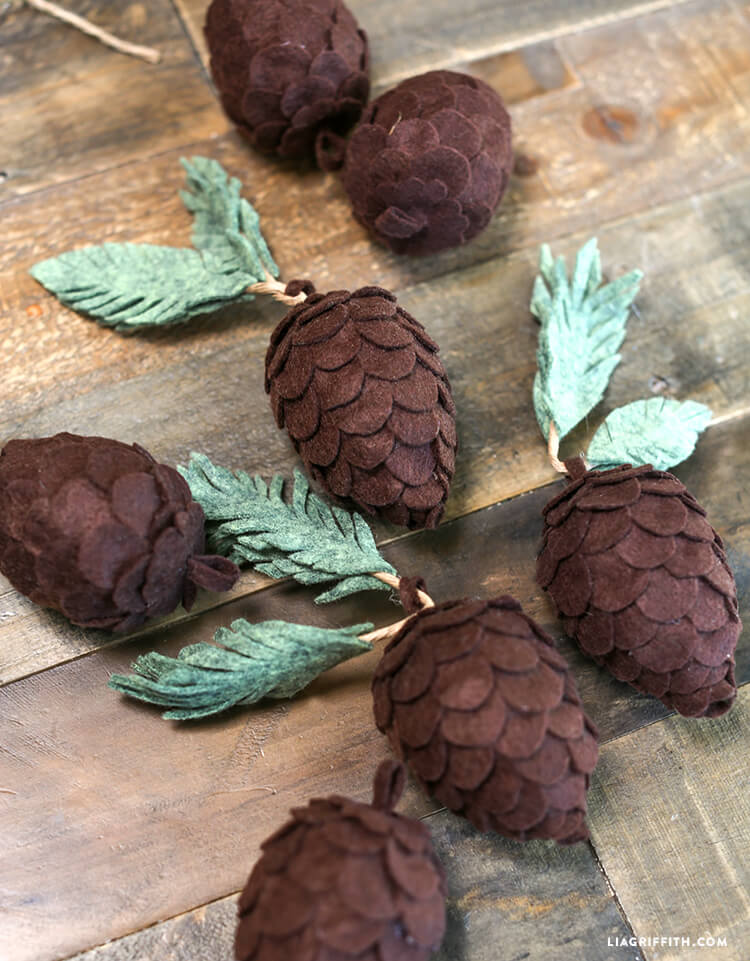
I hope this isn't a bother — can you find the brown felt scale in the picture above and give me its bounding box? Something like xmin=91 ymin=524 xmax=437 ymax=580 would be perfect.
xmin=0 ymin=433 xmax=239 ymax=632
xmin=341 ymin=70 xmax=513 ymax=255
xmin=372 ymin=596 xmax=599 ymax=845
xmin=537 ymin=459 xmax=741 ymax=718
xmin=204 ymin=0 xmax=369 ymax=166
xmin=234 ymin=760 xmax=446 ymax=961
xmin=266 ymin=283 xmax=457 ymax=529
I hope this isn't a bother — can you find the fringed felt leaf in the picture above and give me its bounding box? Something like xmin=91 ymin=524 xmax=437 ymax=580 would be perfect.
xmin=30 ymin=243 xmax=255 ymax=331
xmin=587 ymin=398 xmax=712 ymax=471
xmin=532 ymin=238 xmax=643 ymax=441
xmin=109 ymin=619 xmax=373 ymax=720
xmin=30 ymin=156 xmax=279 ymax=331
xmin=180 ymin=155 xmax=278 ymax=280
xmin=180 ymin=454 xmax=397 ymax=603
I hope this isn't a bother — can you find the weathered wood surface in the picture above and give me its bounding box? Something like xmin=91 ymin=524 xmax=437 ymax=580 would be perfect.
xmin=2 ymin=0 xmax=749 ymax=960
xmin=0 ymin=416 xmax=747 ymax=961
xmin=588 ymin=684 xmax=750 ymax=961
xmin=0 ymin=0 xmax=228 ymax=198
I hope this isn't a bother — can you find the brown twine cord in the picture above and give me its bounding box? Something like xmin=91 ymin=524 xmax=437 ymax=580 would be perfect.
xmin=547 ymin=422 xmax=568 ymax=474
xmin=247 ymin=274 xmax=308 ymax=307
xmin=359 ymin=572 xmax=435 ymax=645
xmin=22 ymin=0 xmax=162 ymax=63
xmin=548 ymin=421 xmax=589 ymax=477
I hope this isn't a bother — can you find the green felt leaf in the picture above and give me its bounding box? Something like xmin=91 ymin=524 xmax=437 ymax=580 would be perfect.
xmin=30 ymin=243 xmax=255 ymax=332
xmin=109 ymin=619 xmax=373 ymax=720
xmin=587 ymin=398 xmax=713 ymax=471
xmin=30 ymin=155 xmax=279 ymax=331
xmin=180 ymin=454 xmax=397 ymax=603
xmin=179 ymin=156 xmax=278 ymax=281
xmin=532 ymin=238 xmax=643 ymax=440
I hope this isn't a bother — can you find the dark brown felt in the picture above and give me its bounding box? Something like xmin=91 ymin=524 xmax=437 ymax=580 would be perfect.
xmin=537 ymin=464 xmax=741 ymax=718
xmin=265 ymin=286 xmax=457 ymax=528
xmin=0 ymin=433 xmax=239 ymax=632
xmin=204 ymin=0 xmax=369 ymax=165
xmin=234 ymin=765 xmax=446 ymax=961
xmin=372 ymin=596 xmax=599 ymax=845
xmin=341 ymin=70 xmax=512 ymax=255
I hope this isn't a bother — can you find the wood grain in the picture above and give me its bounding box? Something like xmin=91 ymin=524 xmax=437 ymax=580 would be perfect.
xmin=66 ymin=814 xmax=645 ymax=961
xmin=3 ymin=169 xmax=750 ymax=684
xmin=174 ymin=0 xmax=692 ymax=87
xmin=587 ymin=684 xmax=750 ymax=961
xmin=0 ymin=0 xmax=228 ymax=199
xmin=0 ymin=414 xmax=746 ymax=961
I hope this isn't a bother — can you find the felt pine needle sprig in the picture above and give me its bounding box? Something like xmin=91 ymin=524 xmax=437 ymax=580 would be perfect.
xmin=30 ymin=157 xmax=278 ymax=332
xmin=532 ymin=236 xmax=643 ymax=444
xmin=532 ymin=239 xmax=741 ymax=718
xmin=179 ymin=455 xmax=397 ymax=604
xmin=30 ymin=157 xmax=457 ymax=531
xmin=109 ymin=620 xmax=374 ymax=720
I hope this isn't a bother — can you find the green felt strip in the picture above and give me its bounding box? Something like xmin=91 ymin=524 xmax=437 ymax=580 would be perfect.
xmin=180 ymin=455 xmax=396 ymax=603
xmin=109 ymin=620 xmax=373 ymax=720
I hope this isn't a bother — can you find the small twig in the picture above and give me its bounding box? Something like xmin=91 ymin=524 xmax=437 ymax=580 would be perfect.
xmin=547 ymin=421 xmax=568 ymax=474
xmin=360 ymin=571 xmax=435 ymax=645
xmin=23 ymin=0 xmax=162 ymax=64
xmin=247 ymin=274 xmax=308 ymax=307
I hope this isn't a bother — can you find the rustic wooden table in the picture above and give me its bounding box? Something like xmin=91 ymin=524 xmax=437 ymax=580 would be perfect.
xmin=1 ymin=1 xmax=749 ymax=959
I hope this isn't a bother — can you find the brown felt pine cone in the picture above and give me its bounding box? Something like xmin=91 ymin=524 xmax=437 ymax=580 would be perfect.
xmin=205 ymin=0 xmax=369 ymax=166
xmin=0 ymin=433 xmax=239 ymax=632
xmin=372 ymin=596 xmax=598 ymax=845
xmin=537 ymin=458 xmax=741 ymax=718
xmin=341 ymin=70 xmax=513 ymax=255
xmin=265 ymin=283 xmax=456 ymax=529
xmin=235 ymin=760 xmax=446 ymax=961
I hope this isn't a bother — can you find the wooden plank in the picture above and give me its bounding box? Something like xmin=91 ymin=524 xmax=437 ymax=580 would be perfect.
xmin=66 ymin=815 xmax=645 ymax=961
xmin=2 ymin=168 xmax=750 ymax=684
xmin=0 ymin=413 xmax=746 ymax=961
xmin=587 ymin=684 xmax=750 ymax=961
xmin=173 ymin=0 xmax=690 ymax=86
xmin=0 ymin=0 xmax=228 ymax=198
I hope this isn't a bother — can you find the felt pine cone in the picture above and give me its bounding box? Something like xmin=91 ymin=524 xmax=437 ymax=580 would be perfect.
xmin=265 ymin=283 xmax=456 ymax=529
xmin=537 ymin=459 xmax=741 ymax=718
xmin=341 ymin=70 xmax=512 ymax=255
xmin=0 ymin=433 xmax=239 ymax=632
xmin=372 ymin=597 xmax=598 ymax=845
xmin=235 ymin=760 xmax=446 ymax=961
xmin=205 ymin=0 xmax=369 ymax=166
